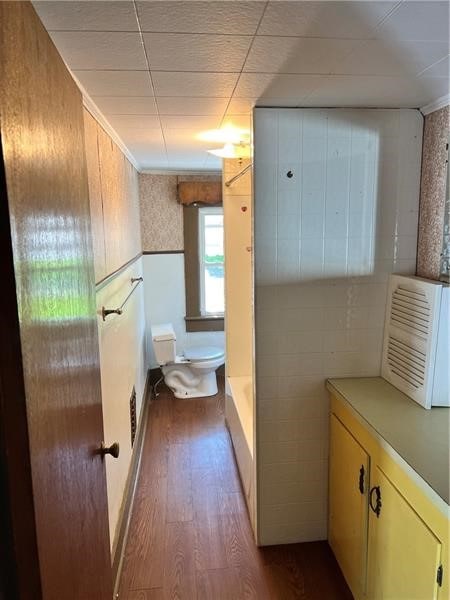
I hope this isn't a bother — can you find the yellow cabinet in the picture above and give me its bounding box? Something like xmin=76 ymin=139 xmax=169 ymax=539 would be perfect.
xmin=329 ymin=414 xmax=370 ymax=599
xmin=367 ymin=466 xmax=442 ymax=600
xmin=328 ymin=388 xmax=449 ymax=600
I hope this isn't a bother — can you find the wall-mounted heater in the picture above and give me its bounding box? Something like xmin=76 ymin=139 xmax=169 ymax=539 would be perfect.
xmin=381 ymin=274 xmax=449 ymax=409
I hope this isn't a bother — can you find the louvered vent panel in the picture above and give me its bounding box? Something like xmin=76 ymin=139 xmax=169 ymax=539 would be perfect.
xmin=382 ymin=275 xmax=444 ymax=409
xmin=390 ymin=285 xmax=431 ymax=339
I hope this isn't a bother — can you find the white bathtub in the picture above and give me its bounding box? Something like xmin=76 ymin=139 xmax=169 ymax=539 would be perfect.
xmin=225 ymin=375 xmax=255 ymax=532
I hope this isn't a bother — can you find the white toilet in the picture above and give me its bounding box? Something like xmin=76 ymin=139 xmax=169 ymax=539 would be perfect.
xmin=151 ymin=323 xmax=225 ymax=399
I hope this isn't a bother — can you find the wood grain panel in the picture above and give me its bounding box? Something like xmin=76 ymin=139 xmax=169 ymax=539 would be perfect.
xmin=119 ymin=381 xmax=353 ymax=599
xmin=97 ymin=123 xmax=141 ymax=277
xmin=0 ymin=2 xmax=112 ymax=598
xmin=83 ymin=109 xmax=106 ymax=282
xmin=178 ymin=180 xmax=222 ymax=205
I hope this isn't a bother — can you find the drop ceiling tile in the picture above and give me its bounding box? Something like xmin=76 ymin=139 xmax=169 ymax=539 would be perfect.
xmin=166 ymin=152 xmax=210 ymax=170
xmin=107 ymin=115 xmax=161 ymax=130
xmin=110 ymin=127 xmax=164 ymax=142
xmin=305 ymin=75 xmax=449 ymax=108
xmin=334 ymin=39 xmax=450 ymax=77
xmin=152 ymin=72 xmax=239 ymax=97
xmin=234 ymin=73 xmax=322 ymax=100
xmin=50 ymin=31 xmax=147 ymax=70
xmin=33 ymin=1 xmax=138 ymax=31
xmin=226 ymin=97 xmax=256 ymax=114
xmin=143 ymin=33 xmax=252 ymax=72
xmin=136 ymin=1 xmax=265 ymax=35
xmin=420 ymin=55 xmax=450 ymax=77
xmin=163 ymin=130 xmax=215 ymax=150
xmin=131 ymin=149 xmax=169 ymax=169
xmin=258 ymin=1 xmax=397 ymax=38
xmin=73 ymin=70 xmax=153 ymax=96
xmin=92 ymin=96 xmax=158 ymax=115
xmin=376 ymin=1 xmax=450 ymax=42
xmin=160 ymin=115 xmax=222 ymax=129
xmin=244 ymin=37 xmax=359 ymax=74
xmin=157 ymin=97 xmax=229 ymax=115
xmin=222 ymin=114 xmax=252 ymax=131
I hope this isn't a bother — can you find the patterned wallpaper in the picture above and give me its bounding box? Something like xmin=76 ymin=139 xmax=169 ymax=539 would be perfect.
xmin=417 ymin=105 xmax=450 ymax=280
xmin=138 ymin=173 xmax=221 ymax=252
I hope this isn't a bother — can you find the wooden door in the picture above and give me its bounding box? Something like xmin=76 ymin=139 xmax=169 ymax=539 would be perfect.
xmin=367 ymin=467 xmax=442 ymax=600
xmin=329 ymin=414 xmax=370 ymax=599
xmin=0 ymin=3 xmax=112 ymax=599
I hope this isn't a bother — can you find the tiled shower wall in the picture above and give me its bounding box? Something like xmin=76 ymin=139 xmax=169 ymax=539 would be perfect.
xmin=254 ymin=108 xmax=423 ymax=545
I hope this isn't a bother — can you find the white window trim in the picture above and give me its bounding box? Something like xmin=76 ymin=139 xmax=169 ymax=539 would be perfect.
xmin=199 ymin=206 xmax=224 ymax=316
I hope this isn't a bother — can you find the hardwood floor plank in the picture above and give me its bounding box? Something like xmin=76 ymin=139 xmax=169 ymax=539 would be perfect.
xmin=196 ymin=567 xmax=242 ymax=599
xmin=120 ymin=477 xmax=167 ymax=592
xmin=166 ymin=443 xmax=193 ymax=523
xmin=163 ymin=522 xmax=196 ymax=599
xmin=121 ymin=589 xmax=164 ymax=600
xmin=119 ymin=381 xmax=353 ymax=600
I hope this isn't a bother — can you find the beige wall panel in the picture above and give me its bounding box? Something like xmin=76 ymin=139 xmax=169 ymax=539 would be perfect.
xmin=83 ymin=109 xmax=107 ymax=282
xmin=96 ymin=258 xmax=147 ymax=553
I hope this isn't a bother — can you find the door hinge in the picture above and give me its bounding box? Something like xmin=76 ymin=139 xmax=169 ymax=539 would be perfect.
xmin=437 ymin=565 xmax=443 ymax=587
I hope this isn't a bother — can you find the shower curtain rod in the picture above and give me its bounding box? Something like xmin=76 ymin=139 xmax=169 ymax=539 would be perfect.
xmin=224 ymin=163 xmax=252 ymax=187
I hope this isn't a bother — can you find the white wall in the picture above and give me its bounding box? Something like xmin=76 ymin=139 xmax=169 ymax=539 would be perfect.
xmin=96 ymin=257 xmax=147 ymax=552
xmin=254 ymin=108 xmax=423 ymax=545
xmin=143 ymin=253 xmax=225 ymax=368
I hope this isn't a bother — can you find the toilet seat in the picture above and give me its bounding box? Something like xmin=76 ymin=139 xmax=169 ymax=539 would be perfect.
xmin=184 ymin=346 xmax=225 ymax=362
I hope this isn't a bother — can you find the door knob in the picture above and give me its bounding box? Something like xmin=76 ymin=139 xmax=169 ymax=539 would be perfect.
xmin=99 ymin=441 xmax=120 ymax=458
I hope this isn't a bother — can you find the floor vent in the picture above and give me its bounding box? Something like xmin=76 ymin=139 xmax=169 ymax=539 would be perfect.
xmin=130 ymin=386 xmax=137 ymax=447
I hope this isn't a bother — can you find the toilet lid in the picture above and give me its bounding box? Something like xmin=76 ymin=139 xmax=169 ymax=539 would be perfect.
xmin=184 ymin=346 xmax=224 ymax=362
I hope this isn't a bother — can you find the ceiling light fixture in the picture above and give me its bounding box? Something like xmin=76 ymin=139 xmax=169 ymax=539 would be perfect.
xmin=207 ymin=141 xmax=252 ymax=159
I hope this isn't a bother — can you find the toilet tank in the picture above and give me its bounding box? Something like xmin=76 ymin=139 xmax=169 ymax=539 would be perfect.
xmin=151 ymin=323 xmax=176 ymax=365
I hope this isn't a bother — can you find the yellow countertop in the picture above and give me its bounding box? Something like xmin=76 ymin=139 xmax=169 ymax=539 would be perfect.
xmin=327 ymin=377 xmax=450 ymax=506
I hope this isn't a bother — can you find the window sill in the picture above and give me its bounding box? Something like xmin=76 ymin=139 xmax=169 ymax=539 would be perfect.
xmin=185 ymin=315 xmax=224 ymax=332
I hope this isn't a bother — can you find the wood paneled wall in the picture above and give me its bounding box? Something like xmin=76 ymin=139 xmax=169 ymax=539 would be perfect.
xmin=84 ymin=109 xmax=142 ymax=283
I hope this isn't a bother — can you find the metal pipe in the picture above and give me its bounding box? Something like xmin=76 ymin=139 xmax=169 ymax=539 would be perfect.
xmin=224 ymin=163 xmax=252 ymax=187
xmin=101 ymin=277 xmax=143 ymax=321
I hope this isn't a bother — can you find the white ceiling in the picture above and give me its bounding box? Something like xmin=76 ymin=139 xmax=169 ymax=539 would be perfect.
xmin=33 ymin=0 xmax=449 ymax=172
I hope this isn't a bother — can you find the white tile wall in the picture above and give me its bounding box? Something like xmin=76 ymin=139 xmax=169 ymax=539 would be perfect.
xmin=254 ymin=108 xmax=423 ymax=545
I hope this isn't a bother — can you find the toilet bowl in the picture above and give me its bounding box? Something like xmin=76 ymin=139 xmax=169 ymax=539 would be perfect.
xmin=152 ymin=323 xmax=225 ymax=399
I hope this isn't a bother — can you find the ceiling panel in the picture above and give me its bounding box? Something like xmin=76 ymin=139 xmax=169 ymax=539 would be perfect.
xmin=419 ymin=55 xmax=450 ymax=78
xmin=258 ymin=1 xmax=398 ymax=38
xmin=92 ymin=96 xmax=158 ymax=115
xmin=157 ymin=97 xmax=229 ymax=116
xmin=32 ymin=0 xmax=450 ymax=171
xmin=234 ymin=73 xmax=322 ymax=100
xmin=226 ymin=97 xmax=256 ymax=114
xmin=106 ymin=115 xmax=161 ymax=130
xmin=334 ymin=39 xmax=450 ymax=77
xmin=375 ymin=1 xmax=450 ymax=42
xmin=160 ymin=115 xmax=222 ymax=130
xmin=136 ymin=1 xmax=265 ymax=35
xmin=305 ymin=75 xmax=449 ymax=108
xmin=244 ymin=36 xmax=359 ymax=74
xmin=143 ymin=33 xmax=252 ymax=72
xmin=33 ymin=1 xmax=138 ymax=31
xmin=50 ymin=32 xmax=147 ymax=70
xmin=152 ymin=72 xmax=239 ymax=97
xmin=73 ymin=70 xmax=154 ymax=97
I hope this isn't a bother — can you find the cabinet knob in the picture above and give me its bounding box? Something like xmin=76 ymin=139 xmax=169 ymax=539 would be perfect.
xmin=369 ymin=485 xmax=382 ymax=517
xmin=99 ymin=441 xmax=120 ymax=459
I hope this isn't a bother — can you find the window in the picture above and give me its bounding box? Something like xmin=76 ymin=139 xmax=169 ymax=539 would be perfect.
xmin=183 ymin=203 xmax=224 ymax=332
xmin=199 ymin=207 xmax=224 ymax=315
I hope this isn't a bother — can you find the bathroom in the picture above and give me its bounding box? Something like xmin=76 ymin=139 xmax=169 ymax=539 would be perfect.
xmin=1 ymin=2 xmax=449 ymax=599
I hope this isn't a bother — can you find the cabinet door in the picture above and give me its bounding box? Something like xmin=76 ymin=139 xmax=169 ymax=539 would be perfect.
xmin=367 ymin=467 xmax=442 ymax=600
xmin=329 ymin=414 xmax=370 ymax=598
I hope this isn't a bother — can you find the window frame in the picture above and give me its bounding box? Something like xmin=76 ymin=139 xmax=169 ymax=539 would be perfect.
xmin=182 ymin=203 xmax=224 ymax=333
xmin=198 ymin=206 xmax=224 ymax=317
